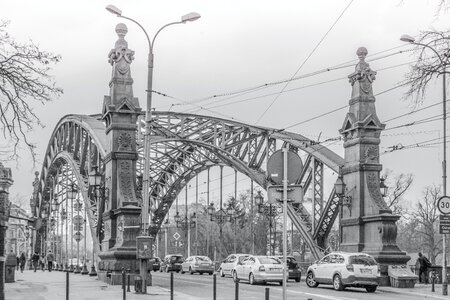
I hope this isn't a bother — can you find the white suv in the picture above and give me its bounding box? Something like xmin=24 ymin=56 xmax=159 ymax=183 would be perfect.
xmin=306 ymin=252 xmax=379 ymax=293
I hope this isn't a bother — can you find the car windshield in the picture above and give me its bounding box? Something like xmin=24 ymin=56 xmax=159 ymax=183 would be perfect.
xmin=349 ymin=255 xmax=377 ymax=265
xmin=258 ymin=257 xmax=282 ymax=264
xmin=170 ymin=256 xmax=183 ymax=263
xmin=196 ymin=256 xmax=211 ymax=262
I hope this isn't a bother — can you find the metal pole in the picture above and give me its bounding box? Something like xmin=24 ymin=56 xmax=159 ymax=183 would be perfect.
xmin=195 ymin=175 xmax=198 ymax=255
xmin=235 ymin=281 xmax=239 ymax=300
xmin=251 ymin=180 xmax=254 ymax=254
xmin=70 ymin=186 xmax=74 ymax=272
xmin=234 ymin=170 xmax=237 ymax=254
xmin=265 ymin=287 xmax=270 ymax=300
xmin=443 ymin=70 xmax=448 ymax=296
xmin=213 ymin=273 xmax=217 ymax=300
xmin=207 ymin=168 xmax=210 ymax=207
xmin=186 ymin=186 xmax=190 ymax=257
xmin=269 ymin=210 xmax=272 ymax=256
xmin=170 ymin=271 xmax=174 ymax=300
xmin=66 ymin=270 xmax=69 ymax=300
xmin=282 ymin=147 xmax=288 ymax=300
xmin=65 ymin=172 xmax=68 ymax=271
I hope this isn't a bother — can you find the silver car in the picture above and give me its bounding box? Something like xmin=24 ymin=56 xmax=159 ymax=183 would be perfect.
xmin=219 ymin=254 xmax=250 ymax=277
xmin=181 ymin=256 xmax=214 ymax=275
xmin=232 ymin=255 xmax=285 ymax=285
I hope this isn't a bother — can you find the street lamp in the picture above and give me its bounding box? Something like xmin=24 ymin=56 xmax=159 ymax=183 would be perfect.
xmin=106 ymin=5 xmax=200 ymax=290
xmin=400 ymin=34 xmax=448 ymax=295
xmin=254 ymin=190 xmax=278 ymax=256
xmin=226 ymin=203 xmax=239 ymax=254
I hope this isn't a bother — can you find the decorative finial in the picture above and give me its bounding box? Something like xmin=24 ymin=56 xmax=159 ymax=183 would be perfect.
xmin=356 ymin=47 xmax=368 ymax=62
xmin=34 ymin=171 xmax=39 ymax=177
xmin=115 ymin=23 xmax=128 ymax=38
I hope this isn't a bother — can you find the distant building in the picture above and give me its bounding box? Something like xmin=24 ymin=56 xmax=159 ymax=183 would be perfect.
xmin=6 ymin=204 xmax=31 ymax=258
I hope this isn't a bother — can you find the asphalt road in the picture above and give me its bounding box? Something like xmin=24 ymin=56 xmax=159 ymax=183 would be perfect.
xmin=151 ymin=271 xmax=449 ymax=300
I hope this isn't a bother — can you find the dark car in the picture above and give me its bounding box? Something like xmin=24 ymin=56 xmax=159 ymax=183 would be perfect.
xmin=278 ymin=256 xmax=301 ymax=282
xmin=160 ymin=254 xmax=184 ymax=273
xmin=149 ymin=257 xmax=161 ymax=272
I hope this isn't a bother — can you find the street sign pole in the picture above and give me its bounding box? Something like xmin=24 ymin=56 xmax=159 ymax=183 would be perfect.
xmin=282 ymin=147 xmax=287 ymax=300
xmin=438 ymin=195 xmax=450 ymax=293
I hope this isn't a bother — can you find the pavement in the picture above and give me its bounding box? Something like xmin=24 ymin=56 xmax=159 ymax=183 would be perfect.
xmin=6 ymin=269 xmax=450 ymax=300
xmin=5 ymin=269 xmax=181 ymax=300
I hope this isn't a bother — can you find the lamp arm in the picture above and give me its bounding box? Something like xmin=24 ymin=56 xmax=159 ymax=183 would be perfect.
xmin=152 ymin=21 xmax=184 ymax=51
xmin=118 ymin=15 xmax=152 ymax=52
xmin=412 ymin=41 xmax=445 ymax=66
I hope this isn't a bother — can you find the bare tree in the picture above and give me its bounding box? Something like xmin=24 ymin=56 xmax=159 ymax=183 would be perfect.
xmin=403 ymin=30 xmax=450 ymax=105
xmin=411 ymin=185 xmax=442 ymax=263
xmin=382 ymin=169 xmax=413 ymax=215
xmin=0 ymin=21 xmax=62 ymax=161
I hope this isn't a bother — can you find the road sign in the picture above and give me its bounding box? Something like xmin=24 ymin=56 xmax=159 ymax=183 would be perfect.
xmin=173 ymin=232 xmax=181 ymax=241
xmin=73 ymin=224 xmax=83 ymax=231
xmin=440 ymin=215 xmax=450 ymax=222
xmin=73 ymin=231 xmax=83 ymax=242
xmin=438 ymin=196 xmax=450 ymax=214
xmin=267 ymin=150 xmax=303 ymax=185
xmin=267 ymin=184 xmax=303 ymax=204
xmin=440 ymin=224 xmax=450 ymax=234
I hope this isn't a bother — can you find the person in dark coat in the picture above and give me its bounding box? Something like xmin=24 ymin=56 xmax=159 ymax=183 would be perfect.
xmin=19 ymin=253 xmax=26 ymax=273
xmin=417 ymin=252 xmax=432 ymax=284
xmin=16 ymin=255 xmax=20 ymax=271
xmin=31 ymin=252 xmax=40 ymax=272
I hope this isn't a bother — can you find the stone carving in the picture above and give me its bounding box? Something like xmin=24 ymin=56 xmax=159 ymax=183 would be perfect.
xmin=365 ymin=146 xmax=378 ymax=162
xmin=108 ymin=23 xmax=135 ymax=75
xmin=378 ymin=223 xmax=398 ymax=246
xmin=366 ymin=172 xmax=390 ymax=211
xmin=119 ymin=161 xmax=133 ymax=203
xmin=118 ymin=132 xmax=132 ymax=151
xmin=348 ymin=47 xmax=377 ymax=97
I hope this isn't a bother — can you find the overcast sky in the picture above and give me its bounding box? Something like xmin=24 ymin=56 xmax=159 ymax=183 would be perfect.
xmin=3 ymin=0 xmax=450 ymax=210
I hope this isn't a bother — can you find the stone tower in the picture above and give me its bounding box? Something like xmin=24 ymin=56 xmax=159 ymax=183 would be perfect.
xmin=339 ymin=47 xmax=409 ymax=285
xmin=97 ymin=23 xmax=142 ymax=284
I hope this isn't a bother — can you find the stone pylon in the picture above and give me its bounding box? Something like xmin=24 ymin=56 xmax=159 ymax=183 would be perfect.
xmin=339 ymin=47 xmax=409 ymax=286
xmin=97 ymin=23 xmax=143 ymax=285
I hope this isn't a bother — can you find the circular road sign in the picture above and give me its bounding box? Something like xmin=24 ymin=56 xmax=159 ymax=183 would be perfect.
xmin=438 ymin=196 xmax=450 ymax=214
xmin=267 ymin=149 xmax=303 ymax=185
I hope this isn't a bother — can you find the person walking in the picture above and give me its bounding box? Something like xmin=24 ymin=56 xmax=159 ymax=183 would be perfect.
xmin=19 ymin=253 xmax=26 ymax=273
xmin=31 ymin=252 xmax=40 ymax=272
xmin=417 ymin=252 xmax=432 ymax=284
xmin=39 ymin=254 xmax=46 ymax=271
xmin=46 ymin=250 xmax=54 ymax=272
xmin=16 ymin=255 xmax=20 ymax=271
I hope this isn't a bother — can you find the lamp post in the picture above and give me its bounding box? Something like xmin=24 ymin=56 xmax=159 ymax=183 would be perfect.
xmin=67 ymin=184 xmax=78 ymax=272
xmin=106 ymin=5 xmax=200 ymax=289
xmin=400 ymin=34 xmax=448 ymax=295
xmin=226 ymin=204 xmax=239 ymax=254
xmin=254 ymin=190 xmax=278 ymax=255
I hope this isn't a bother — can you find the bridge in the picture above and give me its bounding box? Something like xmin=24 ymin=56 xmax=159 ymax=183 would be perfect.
xmin=10 ymin=24 xmax=407 ymax=286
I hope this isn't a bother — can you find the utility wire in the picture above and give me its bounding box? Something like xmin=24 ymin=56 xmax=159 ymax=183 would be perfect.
xmin=254 ymin=0 xmax=355 ymax=125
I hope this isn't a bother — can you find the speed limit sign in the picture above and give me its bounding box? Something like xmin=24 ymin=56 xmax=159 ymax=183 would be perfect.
xmin=438 ymin=196 xmax=450 ymax=214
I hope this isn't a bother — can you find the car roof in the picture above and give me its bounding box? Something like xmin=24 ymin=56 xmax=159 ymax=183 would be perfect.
xmin=326 ymin=252 xmax=373 ymax=257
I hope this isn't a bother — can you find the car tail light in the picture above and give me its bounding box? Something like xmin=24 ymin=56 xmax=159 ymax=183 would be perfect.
xmin=346 ymin=264 xmax=354 ymax=272
xmin=259 ymin=266 xmax=265 ymax=272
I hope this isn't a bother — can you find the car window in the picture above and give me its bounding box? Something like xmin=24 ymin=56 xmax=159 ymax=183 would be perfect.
xmin=349 ymin=255 xmax=377 ymax=265
xmin=258 ymin=257 xmax=281 ymax=264
xmin=336 ymin=255 xmax=344 ymax=264
xmin=196 ymin=256 xmax=211 ymax=262
xmin=320 ymin=255 xmax=330 ymax=264
xmin=237 ymin=256 xmax=248 ymax=263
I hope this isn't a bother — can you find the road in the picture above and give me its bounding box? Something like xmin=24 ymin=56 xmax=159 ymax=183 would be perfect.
xmin=152 ymin=271 xmax=448 ymax=300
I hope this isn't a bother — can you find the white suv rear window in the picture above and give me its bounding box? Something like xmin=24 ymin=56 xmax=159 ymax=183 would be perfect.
xmin=349 ymin=255 xmax=376 ymax=265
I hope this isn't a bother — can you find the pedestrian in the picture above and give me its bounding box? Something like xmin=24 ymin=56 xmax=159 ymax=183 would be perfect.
xmin=31 ymin=251 xmax=40 ymax=272
xmin=19 ymin=253 xmax=26 ymax=273
xmin=16 ymin=255 xmax=20 ymax=271
xmin=417 ymin=252 xmax=432 ymax=284
xmin=46 ymin=250 xmax=54 ymax=272
xmin=39 ymin=254 xmax=46 ymax=271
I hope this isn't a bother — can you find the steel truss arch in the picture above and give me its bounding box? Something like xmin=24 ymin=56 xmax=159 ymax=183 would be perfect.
xmin=34 ymin=115 xmax=108 ymax=254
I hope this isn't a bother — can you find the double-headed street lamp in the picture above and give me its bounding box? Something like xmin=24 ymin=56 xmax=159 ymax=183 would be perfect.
xmin=400 ymin=33 xmax=448 ymax=295
xmin=254 ymin=190 xmax=278 ymax=255
xmin=106 ymin=5 xmax=200 ymax=291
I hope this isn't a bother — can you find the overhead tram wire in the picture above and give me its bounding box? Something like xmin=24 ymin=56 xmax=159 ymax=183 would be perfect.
xmin=254 ymin=0 xmax=356 ymax=125
xmin=183 ymin=61 xmax=414 ymax=115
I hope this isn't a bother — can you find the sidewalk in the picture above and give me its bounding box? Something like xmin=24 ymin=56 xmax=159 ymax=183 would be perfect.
xmin=378 ymin=283 xmax=450 ymax=300
xmin=5 ymin=269 xmax=183 ymax=300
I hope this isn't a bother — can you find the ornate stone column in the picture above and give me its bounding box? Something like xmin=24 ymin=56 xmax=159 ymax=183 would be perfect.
xmin=339 ymin=47 xmax=409 ymax=285
xmin=97 ymin=23 xmax=142 ymax=285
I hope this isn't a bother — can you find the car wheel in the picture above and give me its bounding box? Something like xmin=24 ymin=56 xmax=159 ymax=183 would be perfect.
xmin=189 ymin=267 xmax=194 ymax=275
xmin=295 ymin=275 xmax=301 ymax=283
xmin=249 ymin=273 xmax=256 ymax=285
xmin=176 ymin=270 xmax=180 ymax=273
xmin=333 ymin=274 xmax=344 ymax=291
xmin=181 ymin=269 xmax=185 ymax=274
xmin=366 ymin=286 xmax=377 ymax=293
xmin=306 ymin=272 xmax=319 ymax=288
xmin=219 ymin=268 xmax=225 ymax=277
xmin=232 ymin=271 xmax=239 ymax=283
xmin=279 ymin=281 xmax=283 ymax=286
xmin=209 ymin=272 xmax=213 ymax=275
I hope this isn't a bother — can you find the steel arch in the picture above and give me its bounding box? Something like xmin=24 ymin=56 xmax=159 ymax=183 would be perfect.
xmin=36 ymin=111 xmax=344 ymax=260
